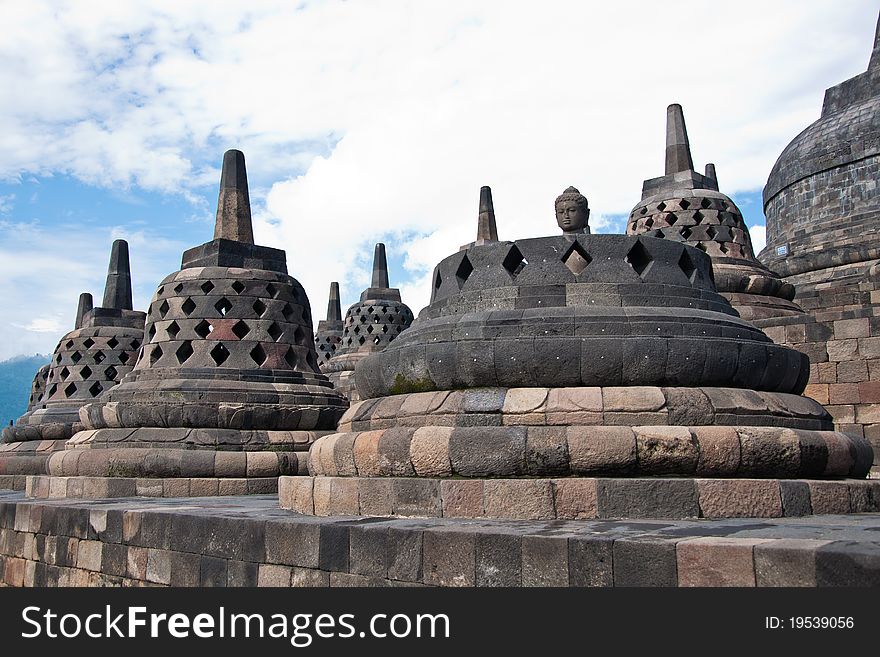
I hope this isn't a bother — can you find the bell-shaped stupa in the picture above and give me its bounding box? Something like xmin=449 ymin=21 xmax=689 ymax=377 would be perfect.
xmin=314 ymin=282 xmax=344 ymax=369
xmin=47 ymin=150 xmax=348 ymax=488
xmin=281 ymin=186 xmax=874 ymax=521
xmin=628 ymin=104 xmax=801 ymax=321
xmin=322 ymin=243 xmax=414 ymax=401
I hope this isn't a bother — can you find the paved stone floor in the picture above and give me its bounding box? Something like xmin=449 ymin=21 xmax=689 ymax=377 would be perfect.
xmin=2 ymin=489 xmax=879 ymax=586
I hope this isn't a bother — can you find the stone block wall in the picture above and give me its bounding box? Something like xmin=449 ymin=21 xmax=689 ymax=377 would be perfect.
xmin=758 ymin=275 xmax=880 ymax=465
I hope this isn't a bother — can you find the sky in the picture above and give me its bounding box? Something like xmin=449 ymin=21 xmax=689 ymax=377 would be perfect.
xmin=0 ymin=0 xmax=876 ymax=362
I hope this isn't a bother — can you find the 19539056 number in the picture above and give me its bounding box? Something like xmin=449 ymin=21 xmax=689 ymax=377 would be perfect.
xmin=765 ymin=617 xmax=854 ymax=629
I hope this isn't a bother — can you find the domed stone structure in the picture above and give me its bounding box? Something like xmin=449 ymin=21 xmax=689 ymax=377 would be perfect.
xmin=46 ymin=150 xmax=348 ymax=489
xmin=755 ymin=18 xmax=880 ymax=470
xmin=281 ymin=187 xmax=874 ymax=521
xmin=628 ymin=104 xmax=800 ymax=321
xmin=314 ymin=282 xmax=344 ymax=369
xmin=322 ymin=243 xmax=414 ymax=402
xmin=0 ymin=243 xmax=146 ymax=478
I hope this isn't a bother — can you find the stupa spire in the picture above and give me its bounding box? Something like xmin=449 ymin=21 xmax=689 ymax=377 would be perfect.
xmin=371 ymin=243 xmax=390 ymax=290
xmin=75 ymin=293 xmax=93 ymax=329
xmin=102 ymin=239 xmax=133 ymax=310
xmin=213 ymin=149 xmax=254 ymax=244
xmin=665 ymin=103 xmax=694 ymax=175
xmin=327 ymin=282 xmax=341 ymax=322
xmin=476 ymin=186 xmax=498 ymax=242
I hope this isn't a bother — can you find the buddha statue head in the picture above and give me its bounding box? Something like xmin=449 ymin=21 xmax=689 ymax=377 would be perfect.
xmin=555 ymin=186 xmax=591 ymax=234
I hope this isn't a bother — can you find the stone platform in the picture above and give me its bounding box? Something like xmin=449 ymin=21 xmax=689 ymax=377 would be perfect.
xmin=1 ymin=490 xmax=879 ymax=587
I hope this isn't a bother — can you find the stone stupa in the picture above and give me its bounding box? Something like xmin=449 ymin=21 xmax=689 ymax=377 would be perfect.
xmin=314 ymin=282 xmax=344 ymax=369
xmin=38 ymin=150 xmax=348 ymax=496
xmin=321 ymin=243 xmax=414 ymax=402
xmin=281 ymin=186 xmax=875 ymax=521
xmin=628 ymin=104 xmax=801 ymax=321
xmin=0 ymin=242 xmax=146 ymax=479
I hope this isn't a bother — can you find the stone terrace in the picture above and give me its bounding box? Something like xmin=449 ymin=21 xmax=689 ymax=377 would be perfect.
xmin=1 ymin=491 xmax=878 ymax=587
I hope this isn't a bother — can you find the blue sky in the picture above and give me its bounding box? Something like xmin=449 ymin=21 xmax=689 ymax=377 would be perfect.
xmin=0 ymin=0 xmax=875 ymax=361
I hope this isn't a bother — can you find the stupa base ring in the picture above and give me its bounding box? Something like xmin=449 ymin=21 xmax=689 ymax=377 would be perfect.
xmin=280 ymin=475 xmax=880 ymax=520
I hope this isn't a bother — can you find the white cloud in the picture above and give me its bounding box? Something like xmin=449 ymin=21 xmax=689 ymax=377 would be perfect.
xmin=0 ymin=194 xmax=13 ymax=215
xmin=0 ymin=0 xmax=876 ymax=352
xmin=749 ymin=224 xmax=767 ymax=255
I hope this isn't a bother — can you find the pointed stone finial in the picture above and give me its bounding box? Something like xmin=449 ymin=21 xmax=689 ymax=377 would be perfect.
xmin=213 ymin=149 xmax=254 ymax=244
xmin=327 ymin=282 xmax=342 ymax=322
xmin=75 ymin=292 xmax=93 ymax=329
xmin=370 ymin=243 xmax=390 ymax=289
xmin=102 ymin=239 xmax=133 ymax=310
xmin=665 ymin=104 xmax=694 ymax=175
xmin=705 ymin=163 xmax=717 ymax=185
xmin=477 ymin=186 xmax=498 ymax=242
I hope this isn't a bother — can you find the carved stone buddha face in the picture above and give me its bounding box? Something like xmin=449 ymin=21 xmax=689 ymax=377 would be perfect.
xmin=555 ymin=187 xmax=590 ymax=234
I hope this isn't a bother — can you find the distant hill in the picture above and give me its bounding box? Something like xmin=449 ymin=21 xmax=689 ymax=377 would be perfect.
xmin=0 ymin=354 xmax=50 ymax=426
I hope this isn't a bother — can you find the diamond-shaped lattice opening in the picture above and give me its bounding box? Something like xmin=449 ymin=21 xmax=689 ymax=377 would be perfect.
xmin=644 ymin=217 xmax=654 ymax=229
xmin=353 ymin=324 xmax=361 ymax=335
xmin=502 ymin=245 xmax=527 ymax=277
xmin=94 ymin=351 xmax=105 ymax=363
xmin=158 ymin=300 xmax=170 ymax=318
xmin=232 ymin=320 xmax=250 ymax=340
xmin=200 ymin=281 xmax=215 ymax=294
xmin=194 ymin=320 xmax=213 ymax=338
xmin=253 ymin=300 xmax=267 ymax=317
xmin=678 ymin=249 xmax=697 ymax=283
xmin=625 ymin=241 xmax=654 ymax=278
xmin=720 ymin=201 xmax=729 ymax=210
xmin=166 ymin=321 xmax=180 ymax=339
xmin=173 ymin=283 xmax=184 ymax=293
xmin=700 ymin=198 xmax=712 ymax=209
xmin=80 ymin=365 xmax=92 ymax=379
xmin=666 ymin=212 xmax=678 ymax=226
xmin=64 ymin=383 xmax=77 ymax=398
xmin=118 ymin=351 xmax=130 ymax=365
xmin=382 ymin=324 xmax=389 ymax=333
xmin=640 ymin=207 xmax=648 ymax=215
xmin=250 ymin=344 xmax=267 ymax=366
xmin=156 ymin=286 xmax=164 ymax=296
xmin=374 ymin=336 xmax=382 ymax=345
xmin=266 ymin=283 xmax=279 ymax=299
xmin=88 ymin=381 xmax=103 ymax=397
xmin=59 ymin=367 xmax=70 ymax=381
xmin=434 ymin=269 xmax=443 ymax=290
xmin=294 ymin=325 xmax=307 ymax=344
xmin=657 ymin=202 xmax=667 ymax=212
xmin=680 ymin=226 xmax=692 ymax=240
xmin=720 ymin=243 xmax=729 ymax=254
xmin=679 ymin=199 xmax=690 ymax=210
xmin=231 ymin=281 xmax=245 ymax=294
xmin=693 ymin=210 xmax=704 ymax=224
xmin=66 ymin=340 xmax=74 ymax=349
xmin=149 ymin=345 xmax=163 ymax=365
xmin=83 ymin=338 xmax=95 ymax=348
xmin=148 ymin=324 xmax=157 ymax=341
xmin=455 ymin=255 xmax=474 ymax=288
xmin=562 ymin=242 xmax=593 ymax=276
xmin=182 ymin=298 xmax=196 ymax=315
xmin=104 ymin=366 xmax=118 ymax=380
xmin=55 ymin=354 xmax=62 ymax=364
xmin=47 ymin=384 xmax=57 ymax=397
xmin=267 ymin=322 xmax=283 ymax=342
xmin=209 ymin=343 xmax=230 ymax=366
xmin=706 ymin=226 xmax=718 ymax=240
xmin=358 ymin=335 xmax=366 ymax=345
xmin=175 ymin=341 xmax=194 ymax=364
xmin=282 ymin=304 xmax=294 ymax=322
xmin=107 ymin=337 xmax=119 ymax=349
xmin=695 ymin=242 xmax=708 ymax=252
xmin=367 ymin=324 xmax=374 ymax=334
xmin=71 ymin=351 xmax=82 ymax=364
xmin=215 ymin=298 xmax=233 ymax=316
xmin=284 ymin=347 xmax=297 ymax=368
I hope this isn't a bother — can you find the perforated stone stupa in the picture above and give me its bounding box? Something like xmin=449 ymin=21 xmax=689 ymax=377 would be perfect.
xmin=281 ymin=186 xmax=875 ymax=521
xmin=628 ymin=104 xmax=801 ymax=321
xmin=315 ymin=282 xmax=344 ymax=369
xmin=322 ymin=243 xmax=414 ymax=402
xmin=0 ymin=242 xmax=146 ymax=476
xmin=42 ymin=150 xmax=347 ymax=490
